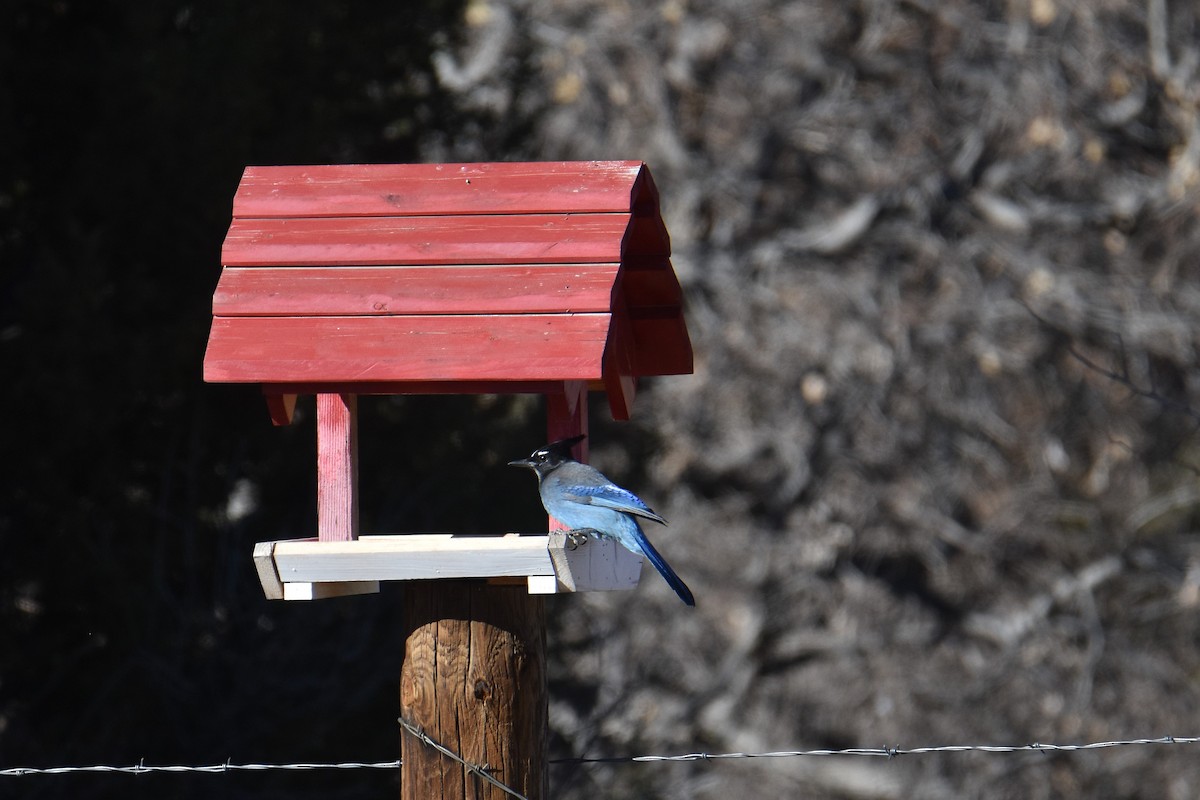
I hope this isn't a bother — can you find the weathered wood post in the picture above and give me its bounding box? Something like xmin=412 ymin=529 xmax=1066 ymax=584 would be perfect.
xmin=400 ymin=583 xmax=547 ymax=798
xmin=202 ymin=162 xmax=692 ymax=798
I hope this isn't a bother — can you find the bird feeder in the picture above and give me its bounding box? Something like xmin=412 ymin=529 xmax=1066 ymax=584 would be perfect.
xmin=202 ymin=161 xmax=692 ymax=600
xmin=203 ymin=161 xmax=692 ymax=799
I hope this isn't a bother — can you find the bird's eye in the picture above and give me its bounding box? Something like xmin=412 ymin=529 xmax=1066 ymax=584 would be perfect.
xmin=533 ymin=449 xmax=550 ymax=460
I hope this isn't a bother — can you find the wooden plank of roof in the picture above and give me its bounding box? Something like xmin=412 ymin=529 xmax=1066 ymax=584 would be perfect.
xmin=212 ymin=264 xmax=620 ymax=317
xmin=232 ymin=161 xmax=646 ymax=218
xmin=203 ymin=313 xmax=611 ymax=383
xmin=221 ymin=214 xmax=647 ymax=267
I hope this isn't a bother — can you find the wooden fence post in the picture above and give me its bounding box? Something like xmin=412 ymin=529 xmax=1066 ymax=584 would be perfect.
xmin=400 ymin=582 xmax=547 ymax=799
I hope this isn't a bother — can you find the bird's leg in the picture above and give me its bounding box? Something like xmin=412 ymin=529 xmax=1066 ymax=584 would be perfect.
xmin=565 ymin=528 xmax=600 ymax=548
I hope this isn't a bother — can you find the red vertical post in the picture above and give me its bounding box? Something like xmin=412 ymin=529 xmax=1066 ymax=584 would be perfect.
xmin=546 ymin=381 xmax=589 ymax=532
xmin=317 ymin=392 xmax=359 ymax=541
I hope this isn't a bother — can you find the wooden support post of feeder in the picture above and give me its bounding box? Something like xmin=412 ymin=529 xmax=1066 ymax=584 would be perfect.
xmin=400 ymin=581 xmax=547 ymax=799
xmin=317 ymin=392 xmax=359 ymax=542
xmin=202 ymin=162 xmax=693 ymax=799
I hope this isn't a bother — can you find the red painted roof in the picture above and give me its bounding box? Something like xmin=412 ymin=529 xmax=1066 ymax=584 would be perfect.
xmin=202 ymin=161 xmax=692 ymax=419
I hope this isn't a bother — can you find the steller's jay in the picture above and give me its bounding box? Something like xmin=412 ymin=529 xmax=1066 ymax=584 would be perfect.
xmin=509 ymin=434 xmax=695 ymax=606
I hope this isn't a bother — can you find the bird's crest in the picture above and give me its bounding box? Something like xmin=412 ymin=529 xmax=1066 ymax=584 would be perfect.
xmin=509 ymin=434 xmax=586 ymax=472
xmin=537 ymin=434 xmax=586 ymax=462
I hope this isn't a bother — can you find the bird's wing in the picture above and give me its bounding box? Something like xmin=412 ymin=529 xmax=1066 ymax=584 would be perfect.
xmin=562 ymin=483 xmax=668 ymax=525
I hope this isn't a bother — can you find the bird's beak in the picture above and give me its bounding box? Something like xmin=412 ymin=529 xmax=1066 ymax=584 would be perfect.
xmin=508 ymin=458 xmax=534 ymax=469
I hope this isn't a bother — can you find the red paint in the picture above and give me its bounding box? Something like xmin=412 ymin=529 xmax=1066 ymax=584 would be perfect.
xmin=204 ymin=314 xmax=612 ymax=384
xmin=317 ymin=393 xmax=358 ymax=541
xmin=264 ymin=392 xmax=297 ymax=425
xmin=629 ymin=313 xmax=692 ymax=377
xmin=266 ymin=380 xmax=583 ymax=397
xmin=213 ymin=264 xmax=620 ymax=317
xmin=232 ymin=161 xmax=652 ymax=218
xmin=203 ymin=161 xmax=693 ymax=423
xmin=221 ymin=213 xmax=660 ymax=267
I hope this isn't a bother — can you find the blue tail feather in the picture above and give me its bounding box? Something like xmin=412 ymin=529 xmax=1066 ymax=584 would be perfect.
xmin=630 ymin=521 xmax=696 ymax=606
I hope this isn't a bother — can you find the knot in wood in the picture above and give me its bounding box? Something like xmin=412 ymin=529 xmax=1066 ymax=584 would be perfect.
xmin=473 ymin=678 xmax=492 ymax=702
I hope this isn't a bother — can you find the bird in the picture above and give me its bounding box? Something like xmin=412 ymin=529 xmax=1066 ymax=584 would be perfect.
xmin=509 ymin=434 xmax=695 ymax=606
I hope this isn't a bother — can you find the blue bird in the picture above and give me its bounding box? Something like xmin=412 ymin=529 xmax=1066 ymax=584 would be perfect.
xmin=509 ymin=434 xmax=695 ymax=606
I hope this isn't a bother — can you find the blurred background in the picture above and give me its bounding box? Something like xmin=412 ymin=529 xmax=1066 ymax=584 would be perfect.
xmin=4 ymin=0 xmax=1200 ymax=797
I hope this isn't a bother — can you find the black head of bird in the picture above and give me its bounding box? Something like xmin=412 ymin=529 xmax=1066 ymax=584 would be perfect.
xmin=507 ymin=434 xmax=586 ymax=477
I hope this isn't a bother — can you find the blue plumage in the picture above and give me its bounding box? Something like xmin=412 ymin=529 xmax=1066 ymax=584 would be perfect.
xmin=509 ymin=435 xmax=695 ymax=606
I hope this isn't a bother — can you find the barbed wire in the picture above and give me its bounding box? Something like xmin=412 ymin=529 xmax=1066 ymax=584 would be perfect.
xmin=0 ymin=759 xmax=400 ymax=776
xmin=4 ymin=734 xmax=1198 ymax=778
xmin=557 ymin=735 xmax=1200 ymax=763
